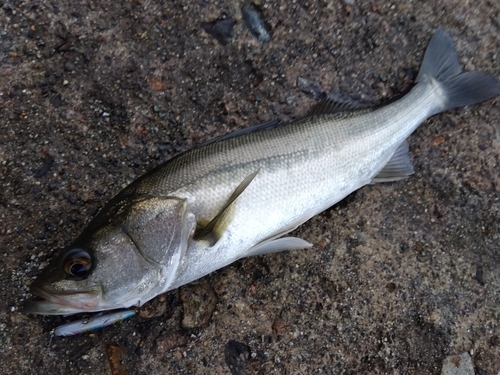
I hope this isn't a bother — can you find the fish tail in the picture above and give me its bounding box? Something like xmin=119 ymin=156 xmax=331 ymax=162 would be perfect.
xmin=416 ymin=28 xmax=500 ymax=112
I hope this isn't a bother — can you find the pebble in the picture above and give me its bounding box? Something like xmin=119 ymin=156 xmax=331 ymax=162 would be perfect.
xmin=63 ymin=191 xmax=77 ymax=204
xmin=224 ymin=340 xmax=249 ymax=375
xmin=241 ymin=4 xmax=271 ymax=43
xmin=137 ymin=294 xmax=167 ymax=319
xmin=297 ymin=77 xmax=324 ymax=100
xmin=179 ymin=280 xmax=217 ymax=329
xmin=441 ymin=352 xmax=475 ymax=375
xmin=158 ymin=143 xmax=173 ymax=154
xmin=474 ymin=265 xmax=484 ymax=285
xmin=64 ymin=61 xmax=75 ymax=71
xmin=50 ymin=94 xmax=63 ymax=108
xmin=34 ymin=157 xmax=54 ymax=178
xmin=106 ymin=343 xmax=127 ymax=375
xmin=201 ymin=17 xmax=234 ymax=46
xmin=155 ymin=330 xmax=188 ymax=354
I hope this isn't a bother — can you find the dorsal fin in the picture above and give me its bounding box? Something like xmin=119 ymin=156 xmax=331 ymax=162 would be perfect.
xmin=199 ymin=120 xmax=281 ymax=148
xmin=307 ymin=90 xmax=373 ymax=117
xmin=194 ymin=170 xmax=260 ymax=245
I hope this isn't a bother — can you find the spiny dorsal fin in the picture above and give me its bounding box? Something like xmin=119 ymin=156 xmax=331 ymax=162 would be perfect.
xmin=194 ymin=169 xmax=260 ymax=245
xmin=307 ymin=90 xmax=373 ymax=117
xmin=199 ymin=120 xmax=281 ymax=148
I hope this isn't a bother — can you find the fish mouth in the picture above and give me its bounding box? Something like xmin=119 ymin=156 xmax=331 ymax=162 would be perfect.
xmin=24 ymin=284 xmax=103 ymax=315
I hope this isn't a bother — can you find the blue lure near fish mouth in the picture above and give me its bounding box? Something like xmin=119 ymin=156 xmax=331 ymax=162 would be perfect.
xmin=54 ymin=310 xmax=136 ymax=336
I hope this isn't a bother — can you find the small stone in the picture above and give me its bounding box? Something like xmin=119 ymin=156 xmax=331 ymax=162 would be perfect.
xmin=106 ymin=343 xmax=127 ymax=375
xmin=155 ymin=330 xmax=188 ymax=354
xmin=158 ymin=143 xmax=173 ymax=154
xmin=34 ymin=158 xmax=54 ymax=178
xmin=224 ymin=340 xmax=249 ymax=375
xmin=241 ymin=4 xmax=271 ymax=43
xmin=64 ymin=61 xmax=75 ymax=71
xmin=149 ymin=77 xmax=166 ymax=91
xmin=272 ymin=318 xmax=289 ymax=335
xmin=180 ymin=280 xmax=217 ymax=329
xmin=50 ymin=94 xmax=63 ymax=108
xmin=137 ymin=294 xmax=167 ymax=319
xmin=201 ymin=17 xmax=234 ymax=46
xmin=441 ymin=352 xmax=475 ymax=375
xmin=252 ymin=268 xmax=264 ymax=280
xmin=386 ymin=282 xmax=396 ymax=292
xmin=63 ymin=191 xmax=77 ymax=204
xmin=297 ymin=77 xmax=324 ymax=100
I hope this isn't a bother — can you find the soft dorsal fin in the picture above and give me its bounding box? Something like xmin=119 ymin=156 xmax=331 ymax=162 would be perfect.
xmin=194 ymin=170 xmax=260 ymax=245
xmin=307 ymin=90 xmax=373 ymax=117
xmin=370 ymin=140 xmax=415 ymax=183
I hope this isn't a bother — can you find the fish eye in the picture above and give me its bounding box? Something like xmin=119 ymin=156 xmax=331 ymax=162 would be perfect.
xmin=63 ymin=248 xmax=92 ymax=279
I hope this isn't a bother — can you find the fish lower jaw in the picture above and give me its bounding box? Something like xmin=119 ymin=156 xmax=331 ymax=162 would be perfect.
xmin=24 ymin=286 xmax=103 ymax=315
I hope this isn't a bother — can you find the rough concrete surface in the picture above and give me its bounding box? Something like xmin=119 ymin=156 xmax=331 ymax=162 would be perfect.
xmin=1 ymin=0 xmax=499 ymax=374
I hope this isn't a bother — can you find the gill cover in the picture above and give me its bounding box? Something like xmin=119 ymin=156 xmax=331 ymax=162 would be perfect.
xmin=119 ymin=195 xmax=193 ymax=288
xmin=93 ymin=194 xmax=195 ymax=303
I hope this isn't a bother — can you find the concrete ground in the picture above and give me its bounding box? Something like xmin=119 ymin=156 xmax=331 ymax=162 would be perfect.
xmin=1 ymin=0 xmax=499 ymax=374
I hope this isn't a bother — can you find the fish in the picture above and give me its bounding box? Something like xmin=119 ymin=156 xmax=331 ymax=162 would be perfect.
xmin=24 ymin=28 xmax=499 ymax=316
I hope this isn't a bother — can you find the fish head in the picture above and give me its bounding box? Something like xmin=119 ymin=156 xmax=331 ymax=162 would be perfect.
xmin=24 ymin=196 xmax=194 ymax=315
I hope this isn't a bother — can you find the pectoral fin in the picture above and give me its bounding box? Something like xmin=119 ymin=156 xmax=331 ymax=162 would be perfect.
xmin=194 ymin=170 xmax=260 ymax=245
xmin=371 ymin=140 xmax=414 ymax=183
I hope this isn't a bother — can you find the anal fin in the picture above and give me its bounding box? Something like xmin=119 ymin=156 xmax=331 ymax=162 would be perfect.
xmin=243 ymin=237 xmax=313 ymax=258
xmin=371 ymin=140 xmax=414 ymax=184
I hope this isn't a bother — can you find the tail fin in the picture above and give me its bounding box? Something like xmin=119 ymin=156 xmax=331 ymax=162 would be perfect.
xmin=416 ymin=28 xmax=500 ymax=111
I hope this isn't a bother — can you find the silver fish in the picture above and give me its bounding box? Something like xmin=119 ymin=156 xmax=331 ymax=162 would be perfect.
xmin=25 ymin=28 xmax=499 ymax=315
